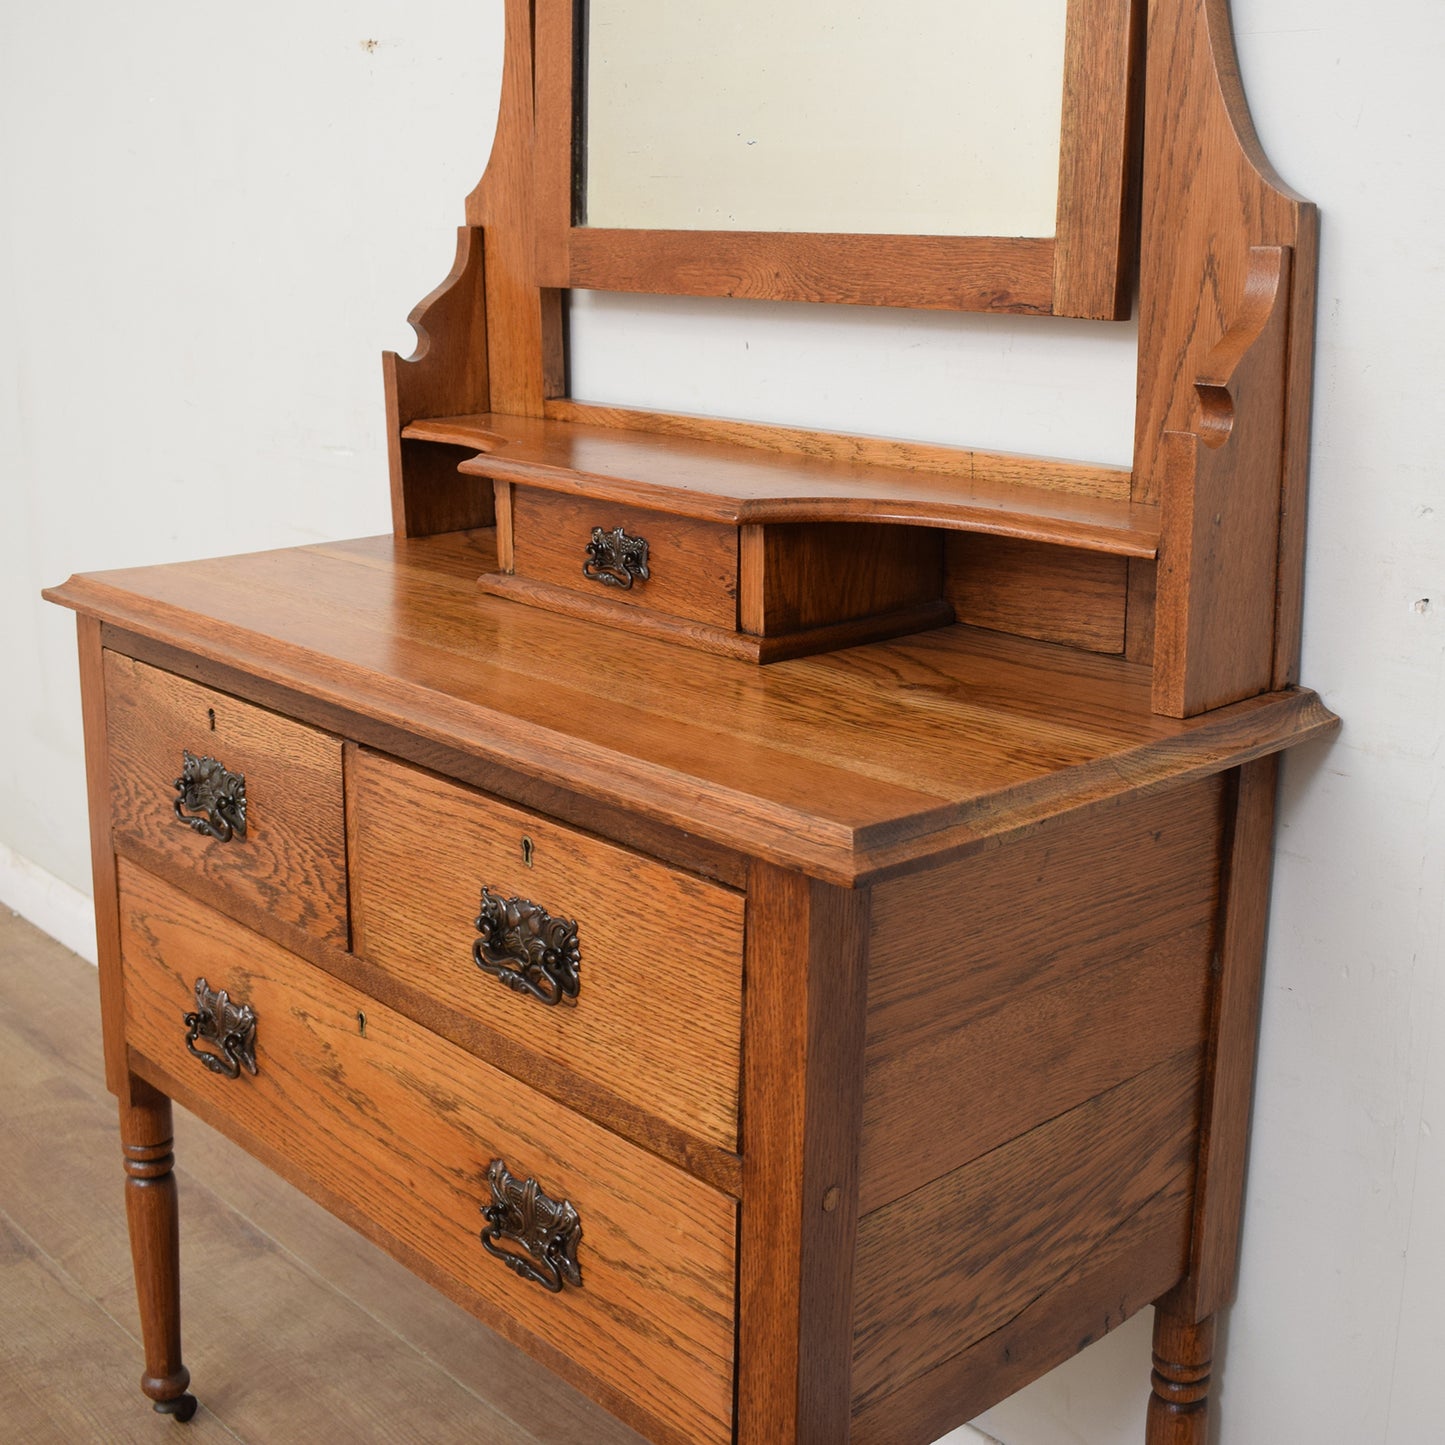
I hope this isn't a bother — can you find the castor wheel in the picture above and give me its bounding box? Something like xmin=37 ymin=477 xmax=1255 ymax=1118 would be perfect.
xmin=153 ymin=1394 xmax=198 ymax=1423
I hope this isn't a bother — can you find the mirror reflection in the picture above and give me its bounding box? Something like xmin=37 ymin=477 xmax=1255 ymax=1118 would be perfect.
xmin=582 ymin=0 xmax=1069 ymax=237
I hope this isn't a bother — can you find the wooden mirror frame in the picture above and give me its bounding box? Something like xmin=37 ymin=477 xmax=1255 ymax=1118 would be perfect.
xmin=532 ymin=0 xmax=1143 ymax=319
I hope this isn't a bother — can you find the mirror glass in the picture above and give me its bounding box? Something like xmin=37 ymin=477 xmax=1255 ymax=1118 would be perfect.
xmin=582 ymin=0 xmax=1070 ymax=237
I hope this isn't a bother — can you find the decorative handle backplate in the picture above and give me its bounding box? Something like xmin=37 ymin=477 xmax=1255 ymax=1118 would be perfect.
xmin=582 ymin=525 xmax=650 ymax=589
xmin=473 ymin=887 xmax=581 ymax=1006
xmin=173 ymin=750 xmax=247 ymax=842
xmin=480 ymin=1158 xmax=583 ymax=1293
xmin=183 ymin=977 xmax=258 ymax=1079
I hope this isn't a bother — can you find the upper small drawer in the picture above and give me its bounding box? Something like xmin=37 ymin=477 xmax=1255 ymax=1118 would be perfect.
xmin=103 ymin=653 xmax=347 ymax=948
xmin=348 ymin=747 xmax=745 ymax=1152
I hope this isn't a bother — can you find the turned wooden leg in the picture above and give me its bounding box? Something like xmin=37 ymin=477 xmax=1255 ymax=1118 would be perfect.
xmin=1147 ymin=1308 xmax=1215 ymax=1445
xmin=120 ymin=1086 xmax=197 ymax=1423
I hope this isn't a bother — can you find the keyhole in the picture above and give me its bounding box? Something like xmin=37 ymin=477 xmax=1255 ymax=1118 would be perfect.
xmin=521 ymin=836 xmax=534 ymax=867
xmin=207 ymin=708 xmax=216 ymax=731
xmin=356 ymin=1011 xmax=367 ymax=1037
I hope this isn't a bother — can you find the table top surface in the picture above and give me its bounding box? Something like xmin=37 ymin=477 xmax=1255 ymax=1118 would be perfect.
xmin=47 ymin=529 xmax=1336 ymax=884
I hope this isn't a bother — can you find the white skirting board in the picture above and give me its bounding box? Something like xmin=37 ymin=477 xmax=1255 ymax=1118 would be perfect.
xmin=0 ymin=842 xmax=96 ymax=965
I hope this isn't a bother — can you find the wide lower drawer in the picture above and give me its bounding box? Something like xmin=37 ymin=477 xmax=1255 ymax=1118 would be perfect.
xmin=104 ymin=653 xmax=348 ymax=948
xmin=347 ymin=747 xmax=745 ymax=1151
xmin=118 ymin=859 xmax=737 ymax=1445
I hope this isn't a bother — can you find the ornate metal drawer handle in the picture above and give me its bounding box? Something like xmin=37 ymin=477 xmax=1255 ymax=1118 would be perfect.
xmin=480 ymin=1159 xmax=583 ymax=1293
xmin=173 ymin=750 xmax=247 ymax=842
xmin=582 ymin=525 xmax=650 ymax=589
xmin=473 ymin=887 xmax=581 ymax=1006
xmin=183 ymin=977 xmax=258 ymax=1079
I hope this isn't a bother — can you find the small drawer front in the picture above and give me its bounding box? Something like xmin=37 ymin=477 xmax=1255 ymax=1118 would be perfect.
xmin=118 ymin=860 xmax=737 ymax=1445
xmin=348 ymin=747 xmax=745 ymax=1151
xmin=104 ymin=653 xmax=347 ymax=948
xmin=511 ymin=485 xmax=738 ymax=628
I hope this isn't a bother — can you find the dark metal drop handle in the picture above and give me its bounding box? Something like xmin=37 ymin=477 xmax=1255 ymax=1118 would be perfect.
xmin=480 ymin=1159 xmax=582 ymax=1293
xmin=582 ymin=524 xmax=650 ymax=590
xmin=473 ymin=887 xmax=580 ymax=1006
xmin=173 ymin=750 xmax=247 ymax=842
xmin=183 ymin=977 xmax=258 ymax=1080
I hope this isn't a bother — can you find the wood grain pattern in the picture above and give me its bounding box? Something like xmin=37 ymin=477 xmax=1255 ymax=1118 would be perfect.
xmin=453 ymin=413 xmax=1160 ymax=556
xmin=849 ymin=1196 xmax=1185 ymax=1444
xmin=119 ymin=861 xmax=737 ymax=1445
xmin=1053 ymin=0 xmax=1143 ymax=319
xmin=947 ymin=533 xmax=1129 ymax=654
xmin=533 ymin=0 xmax=1137 ymax=318
xmin=1147 ymin=1309 xmax=1216 ymax=1445
xmin=77 ymin=614 xmax=131 ymax=1099
xmin=118 ymin=1079 xmax=191 ymax=1415
xmin=104 ymin=653 xmax=348 ymax=948
xmin=850 ymin=1053 xmax=1200 ymax=1410
xmin=736 ymin=866 xmax=869 ymax=1445
xmin=561 ymin=229 xmax=1057 ymax=314
xmin=861 ymin=777 xmax=1224 ymax=1213
xmin=1168 ymin=755 xmax=1279 ymax=1321
xmin=1133 ymin=0 xmax=1319 ymax=712
xmin=45 ymin=534 xmax=1338 ymax=886
xmin=1152 ymin=247 xmax=1291 ymax=716
xmin=478 ymin=570 xmax=954 ymax=665
xmin=508 ymin=485 xmax=739 ymax=629
xmin=347 ymin=745 xmax=745 ymax=1151
xmin=382 ymin=226 xmax=493 ymax=538
xmin=738 ymin=523 xmax=945 ymax=636
xmin=543 ymin=400 xmax=1134 ymax=502
xmin=460 ymin=0 xmax=562 ymax=416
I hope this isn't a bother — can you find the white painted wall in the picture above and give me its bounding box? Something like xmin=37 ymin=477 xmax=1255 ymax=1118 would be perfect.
xmin=1 ymin=4 xmax=1440 ymax=1443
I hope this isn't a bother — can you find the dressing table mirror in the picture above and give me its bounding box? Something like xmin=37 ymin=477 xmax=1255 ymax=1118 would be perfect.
xmin=46 ymin=1 xmax=1336 ymax=1442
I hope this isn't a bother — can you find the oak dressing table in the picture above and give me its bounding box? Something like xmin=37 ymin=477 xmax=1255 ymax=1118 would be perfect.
xmin=46 ymin=2 xmax=1336 ymax=1441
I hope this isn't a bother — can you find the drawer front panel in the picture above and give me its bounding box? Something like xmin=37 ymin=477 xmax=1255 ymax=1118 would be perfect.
xmin=104 ymin=653 xmax=347 ymax=948
xmin=349 ymin=747 xmax=745 ymax=1150
xmin=511 ymin=486 xmax=738 ymax=628
xmin=119 ymin=860 xmax=737 ymax=1445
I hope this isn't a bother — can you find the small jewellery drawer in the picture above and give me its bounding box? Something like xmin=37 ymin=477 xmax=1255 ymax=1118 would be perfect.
xmin=103 ymin=654 xmax=347 ymax=947
xmin=509 ymin=485 xmax=739 ymax=628
xmin=117 ymin=860 xmax=738 ymax=1445
xmin=348 ymin=747 xmax=746 ymax=1151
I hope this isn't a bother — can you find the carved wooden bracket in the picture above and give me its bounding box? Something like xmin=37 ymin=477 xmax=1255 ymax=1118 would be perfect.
xmin=1153 ymin=245 xmax=1292 ymax=718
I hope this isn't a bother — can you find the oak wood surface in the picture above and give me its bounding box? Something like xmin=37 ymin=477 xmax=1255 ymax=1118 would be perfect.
xmin=531 ymin=0 xmax=1137 ymax=318
xmin=453 ymin=413 xmax=1160 ymax=556
xmin=735 ymin=867 xmax=870 ymax=1445
xmin=542 ymin=399 xmax=1134 ymax=502
xmin=0 ymin=908 xmax=648 ymax=1445
xmin=481 ymin=570 xmax=955 ymax=665
xmin=118 ymin=1079 xmax=191 ymax=1414
xmin=1167 ymin=755 xmax=1280 ymax=1322
xmin=861 ymin=777 xmax=1223 ymax=1214
xmin=1053 ymin=0 xmax=1143 ymax=318
xmin=850 ymin=1053 xmax=1200 ymax=1412
xmin=118 ymin=861 xmax=737 ymax=1445
xmin=382 ymin=225 xmax=494 ymax=537
xmin=849 ymin=1196 xmax=1184 ymax=1445
xmin=77 ymin=614 xmax=131 ymax=1099
xmin=1152 ymin=247 xmax=1290 ymax=716
xmin=947 ymin=533 xmax=1130 ymax=654
xmin=739 ymin=523 xmax=945 ymax=636
xmin=509 ymin=484 xmax=740 ymax=629
xmin=1133 ymin=0 xmax=1319 ymax=711
xmin=46 ymin=531 xmax=1338 ymax=886
xmin=1147 ymin=1310 xmax=1215 ymax=1445
xmin=104 ymin=652 xmax=349 ymax=949
xmin=561 ymin=229 xmax=1058 ymax=315
xmin=347 ymin=745 xmax=745 ymax=1151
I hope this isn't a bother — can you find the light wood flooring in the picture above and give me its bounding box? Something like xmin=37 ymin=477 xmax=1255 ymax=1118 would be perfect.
xmin=0 ymin=906 xmax=648 ymax=1445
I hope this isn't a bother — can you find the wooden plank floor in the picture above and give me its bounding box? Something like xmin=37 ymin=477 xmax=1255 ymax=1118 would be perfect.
xmin=0 ymin=907 xmax=648 ymax=1445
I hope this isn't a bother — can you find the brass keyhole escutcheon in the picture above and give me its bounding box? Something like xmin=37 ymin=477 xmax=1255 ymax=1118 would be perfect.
xmin=521 ymin=836 xmax=534 ymax=867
